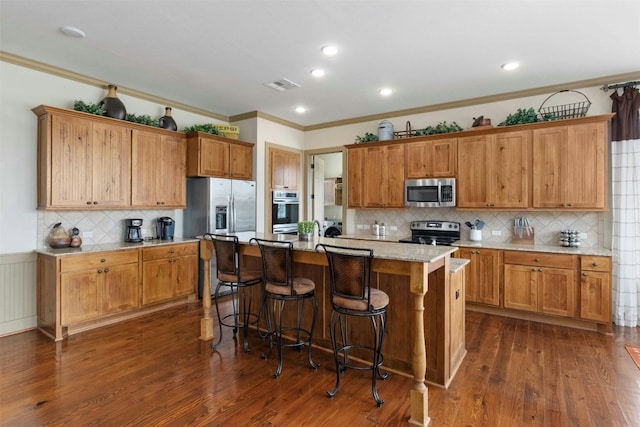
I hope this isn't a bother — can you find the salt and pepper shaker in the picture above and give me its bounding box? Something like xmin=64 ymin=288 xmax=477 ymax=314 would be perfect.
xmin=372 ymin=220 xmax=380 ymax=236
xmin=380 ymin=222 xmax=386 ymax=237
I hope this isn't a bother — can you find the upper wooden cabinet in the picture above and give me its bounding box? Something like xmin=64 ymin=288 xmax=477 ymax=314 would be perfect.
xmin=346 ymin=142 xmax=404 ymax=208
xmin=270 ymin=147 xmax=300 ymax=190
xmin=532 ymin=120 xmax=607 ymax=209
xmin=34 ymin=106 xmax=132 ymax=209
xmin=131 ymin=129 xmax=186 ymax=208
xmin=457 ymin=130 xmax=530 ymax=209
xmin=186 ymin=132 xmax=253 ymax=180
xmin=405 ymin=137 xmax=456 ymax=178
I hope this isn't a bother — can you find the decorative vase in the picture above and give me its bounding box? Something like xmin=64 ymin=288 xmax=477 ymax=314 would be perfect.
xmin=99 ymin=85 xmax=127 ymax=120
xmin=47 ymin=223 xmax=71 ymax=248
xmin=298 ymin=233 xmax=313 ymax=242
xmin=159 ymin=107 xmax=177 ymax=131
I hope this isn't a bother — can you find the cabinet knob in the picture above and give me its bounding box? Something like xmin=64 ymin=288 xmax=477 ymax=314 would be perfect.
xmin=104 ymin=268 xmax=109 ymax=273
xmin=86 ymin=201 xmax=92 ymax=205
xmin=97 ymin=269 xmax=103 ymax=273
xmin=538 ymin=268 xmax=543 ymax=272
xmin=592 ymin=262 xmax=598 ymax=267
xmin=101 ymin=258 xmax=106 ymax=263
xmin=582 ymin=272 xmax=588 ymax=276
xmin=93 ymin=201 xmax=98 ymax=205
xmin=531 ymin=268 xmax=536 ymax=272
xmin=535 ymin=258 xmax=540 ymax=262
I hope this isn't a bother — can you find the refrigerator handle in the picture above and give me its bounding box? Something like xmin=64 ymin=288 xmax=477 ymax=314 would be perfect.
xmin=230 ymin=195 xmax=236 ymax=232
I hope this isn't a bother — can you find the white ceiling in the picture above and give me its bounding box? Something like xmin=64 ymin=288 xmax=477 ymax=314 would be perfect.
xmin=1 ymin=0 xmax=639 ymax=127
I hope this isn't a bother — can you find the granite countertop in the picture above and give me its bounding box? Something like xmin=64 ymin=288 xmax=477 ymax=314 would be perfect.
xmin=201 ymin=232 xmax=457 ymax=264
xmin=453 ymin=240 xmax=612 ymax=257
xmin=339 ymin=234 xmax=611 ymax=257
xmin=450 ymin=258 xmax=470 ymax=273
xmin=35 ymin=237 xmax=200 ymax=256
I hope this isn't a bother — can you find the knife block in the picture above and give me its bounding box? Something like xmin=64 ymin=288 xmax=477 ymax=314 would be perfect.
xmin=512 ymin=227 xmax=534 ymax=244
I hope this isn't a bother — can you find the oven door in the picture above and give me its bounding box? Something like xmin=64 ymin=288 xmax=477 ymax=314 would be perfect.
xmin=272 ymin=192 xmax=299 ymax=233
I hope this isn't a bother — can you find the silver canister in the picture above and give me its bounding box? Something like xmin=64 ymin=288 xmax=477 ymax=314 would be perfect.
xmin=377 ymin=120 xmax=394 ymax=141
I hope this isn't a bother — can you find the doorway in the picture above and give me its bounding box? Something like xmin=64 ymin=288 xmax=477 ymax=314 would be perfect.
xmin=307 ymin=150 xmax=344 ymax=236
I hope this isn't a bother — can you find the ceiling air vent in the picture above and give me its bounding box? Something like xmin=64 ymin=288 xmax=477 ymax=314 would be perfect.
xmin=263 ymin=78 xmax=301 ymax=92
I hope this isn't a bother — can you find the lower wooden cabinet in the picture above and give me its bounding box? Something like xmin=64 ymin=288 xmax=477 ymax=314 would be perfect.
xmin=59 ymin=250 xmax=139 ymax=324
xmin=37 ymin=241 xmax=198 ymax=341
xmin=503 ymin=251 xmax=577 ymax=317
xmin=579 ymin=256 xmax=612 ymax=323
xmin=458 ymin=246 xmax=612 ymax=330
xmin=141 ymin=242 xmax=198 ymax=305
xmin=455 ymin=247 xmax=500 ymax=306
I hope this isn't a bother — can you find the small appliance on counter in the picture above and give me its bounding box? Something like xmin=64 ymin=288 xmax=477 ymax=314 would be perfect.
xmin=124 ymin=218 xmax=144 ymax=243
xmin=156 ymin=217 xmax=175 ymax=240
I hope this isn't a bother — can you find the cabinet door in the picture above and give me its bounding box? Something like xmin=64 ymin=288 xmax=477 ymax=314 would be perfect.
xmin=50 ymin=115 xmax=93 ymax=207
xmin=457 ymin=135 xmax=490 ymax=208
xmin=533 ymin=127 xmax=567 ymax=208
xmin=92 ymin=122 xmax=131 ymax=207
xmin=142 ymin=258 xmax=174 ymax=305
xmin=456 ymin=248 xmax=500 ymax=306
xmin=199 ymin=137 xmax=229 ymax=177
xmin=60 ymin=269 xmax=101 ymax=324
xmin=504 ymin=264 xmax=538 ymax=312
xmin=363 ymin=144 xmax=405 ymax=208
xmin=539 ymin=267 xmax=575 ymax=317
xmin=103 ymin=262 xmax=140 ymax=314
xmin=565 ymin=123 xmax=606 ymax=209
xmin=406 ymin=138 xmax=457 ymax=178
xmin=492 ymin=131 xmax=530 ymax=208
xmin=347 ymin=147 xmax=365 ymax=208
xmin=363 ymin=145 xmax=386 ymax=207
xmin=131 ymin=129 xmax=159 ymax=206
xmin=174 ymin=254 xmax=198 ymax=297
xmin=270 ymin=149 xmax=300 ymax=190
xmin=229 ymin=143 xmax=253 ymax=180
xmin=580 ymin=271 xmax=611 ymax=322
xmin=158 ymin=134 xmax=186 ymax=207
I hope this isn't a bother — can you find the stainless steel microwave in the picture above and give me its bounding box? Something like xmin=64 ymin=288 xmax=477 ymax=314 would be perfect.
xmin=404 ymin=178 xmax=456 ymax=207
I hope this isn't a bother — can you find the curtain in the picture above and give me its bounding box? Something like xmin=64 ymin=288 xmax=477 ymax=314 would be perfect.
xmin=611 ymin=86 xmax=640 ymax=327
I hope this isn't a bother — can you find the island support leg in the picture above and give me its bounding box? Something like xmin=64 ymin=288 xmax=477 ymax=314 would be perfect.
xmin=199 ymin=239 xmax=214 ymax=341
xmin=408 ymin=262 xmax=430 ymax=426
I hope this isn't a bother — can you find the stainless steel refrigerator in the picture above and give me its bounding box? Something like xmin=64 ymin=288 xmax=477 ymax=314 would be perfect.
xmin=184 ymin=177 xmax=257 ymax=298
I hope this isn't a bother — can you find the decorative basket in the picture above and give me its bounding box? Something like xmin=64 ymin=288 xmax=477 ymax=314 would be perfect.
xmin=538 ymin=90 xmax=591 ymax=120
xmin=393 ymin=121 xmax=414 ymax=139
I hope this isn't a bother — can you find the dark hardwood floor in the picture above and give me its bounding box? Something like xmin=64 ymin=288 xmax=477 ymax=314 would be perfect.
xmin=1 ymin=301 xmax=639 ymax=426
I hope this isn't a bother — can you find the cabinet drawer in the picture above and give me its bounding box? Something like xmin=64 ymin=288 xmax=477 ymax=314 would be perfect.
xmin=142 ymin=243 xmax=198 ymax=261
xmin=61 ymin=250 xmax=139 ymax=272
xmin=580 ymin=256 xmax=611 ymax=272
xmin=503 ymin=251 xmax=576 ymax=269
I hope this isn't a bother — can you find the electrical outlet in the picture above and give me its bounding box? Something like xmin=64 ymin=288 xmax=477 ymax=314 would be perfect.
xmin=491 ymin=230 xmax=501 ymax=236
xmin=82 ymin=231 xmax=93 ymax=238
xmin=141 ymin=229 xmax=147 ymax=236
xmin=580 ymin=232 xmax=587 ymax=239
xmin=390 ymin=225 xmax=398 ymax=231
xmin=363 ymin=224 xmax=370 ymax=229
xmin=357 ymin=224 xmax=364 ymax=230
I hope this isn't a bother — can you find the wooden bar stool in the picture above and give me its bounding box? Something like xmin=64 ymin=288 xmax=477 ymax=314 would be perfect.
xmin=205 ymin=233 xmax=262 ymax=353
xmin=316 ymin=243 xmax=389 ymax=406
xmin=251 ymin=238 xmax=319 ymax=378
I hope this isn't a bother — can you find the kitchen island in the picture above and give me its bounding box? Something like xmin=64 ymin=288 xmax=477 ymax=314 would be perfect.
xmin=200 ymin=233 xmax=463 ymax=426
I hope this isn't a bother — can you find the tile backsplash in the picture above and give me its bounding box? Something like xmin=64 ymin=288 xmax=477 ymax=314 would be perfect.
xmin=354 ymin=208 xmax=608 ymax=249
xmin=38 ymin=209 xmax=178 ymax=248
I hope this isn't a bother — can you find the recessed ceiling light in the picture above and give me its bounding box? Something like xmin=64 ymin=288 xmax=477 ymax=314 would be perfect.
xmin=60 ymin=26 xmax=86 ymax=38
xmin=501 ymin=61 xmax=519 ymax=71
xmin=310 ymin=68 xmax=325 ymax=77
xmin=321 ymin=45 xmax=338 ymax=56
xmin=295 ymin=106 xmax=307 ymax=114
xmin=379 ymin=88 xmax=393 ymax=96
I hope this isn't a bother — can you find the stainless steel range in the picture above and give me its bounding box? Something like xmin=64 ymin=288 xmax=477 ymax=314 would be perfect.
xmin=398 ymin=220 xmax=461 ymax=246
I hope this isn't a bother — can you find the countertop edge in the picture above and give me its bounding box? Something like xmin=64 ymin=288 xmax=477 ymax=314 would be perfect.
xmin=34 ymin=237 xmax=200 ymax=257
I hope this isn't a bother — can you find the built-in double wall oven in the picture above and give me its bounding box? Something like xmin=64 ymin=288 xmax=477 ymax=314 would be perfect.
xmin=272 ymin=190 xmax=299 ymax=234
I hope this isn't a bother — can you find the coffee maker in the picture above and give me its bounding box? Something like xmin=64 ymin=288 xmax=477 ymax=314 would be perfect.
xmin=156 ymin=217 xmax=175 ymax=240
xmin=124 ymin=218 xmax=143 ymax=243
